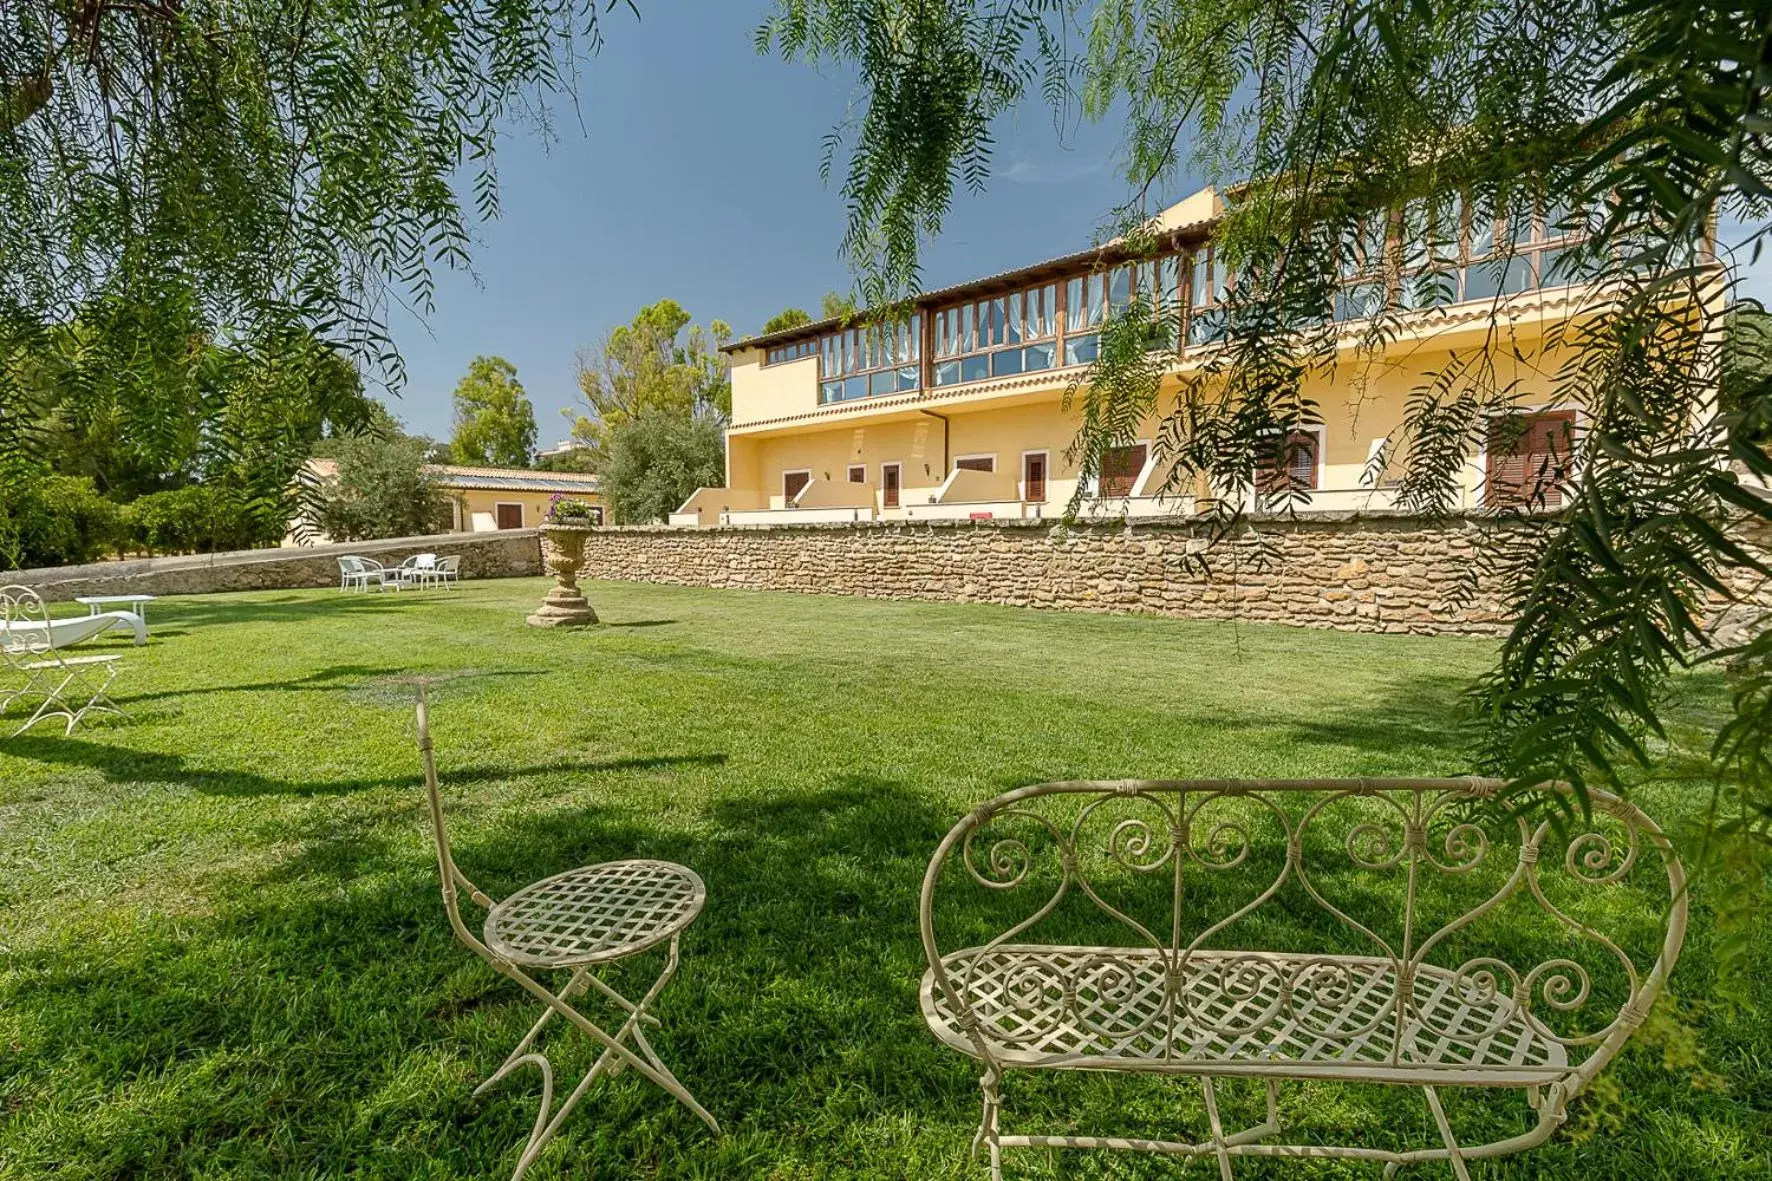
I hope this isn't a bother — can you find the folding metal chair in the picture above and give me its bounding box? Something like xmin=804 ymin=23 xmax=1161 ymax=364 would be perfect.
xmin=0 ymin=585 xmax=123 ymax=736
xmin=415 ymin=685 xmax=718 ymax=1179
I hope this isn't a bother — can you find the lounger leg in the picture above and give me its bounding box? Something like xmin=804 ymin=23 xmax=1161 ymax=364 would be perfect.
xmin=1422 ymin=1086 xmax=1473 ymax=1181
xmin=1200 ymin=1076 xmax=1235 ymax=1180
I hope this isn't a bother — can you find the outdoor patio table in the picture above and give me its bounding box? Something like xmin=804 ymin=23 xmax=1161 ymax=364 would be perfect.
xmin=76 ymin=595 xmax=156 ymax=631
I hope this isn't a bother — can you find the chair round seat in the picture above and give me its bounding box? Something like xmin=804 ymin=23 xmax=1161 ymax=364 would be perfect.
xmin=483 ymin=859 xmax=706 ymax=967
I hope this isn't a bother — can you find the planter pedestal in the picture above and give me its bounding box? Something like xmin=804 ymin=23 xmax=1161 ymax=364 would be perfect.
xmin=528 ymin=525 xmax=599 ymax=627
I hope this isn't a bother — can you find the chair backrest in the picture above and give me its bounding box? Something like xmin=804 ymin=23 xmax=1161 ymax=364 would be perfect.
xmin=0 ymin=584 xmax=54 ymax=666
xmin=415 ymin=553 xmax=437 ymax=568
xmin=415 ymin=684 xmax=494 ymax=940
xmin=339 ymin=556 xmax=363 ymax=574
xmin=437 ymin=556 xmax=460 ymax=573
xmin=921 ymin=777 xmax=1686 ymax=1092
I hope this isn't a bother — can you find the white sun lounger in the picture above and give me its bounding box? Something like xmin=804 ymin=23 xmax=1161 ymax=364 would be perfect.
xmin=0 ymin=610 xmax=148 ymax=649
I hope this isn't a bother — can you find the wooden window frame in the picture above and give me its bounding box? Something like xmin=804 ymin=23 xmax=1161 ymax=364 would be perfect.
xmin=494 ymin=502 xmax=524 ymax=530
xmin=763 ymin=338 xmax=818 ymax=367
xmin=952 ymin=453 xmax=997 ymax=474
xmin=817 ymin=314 xmax=923 ymax=405
xmin=847 ymin=464 xmax=867 ymax=483
xmin=1020 ymin=450 xmax=1050 ymax=503
xmin=782 ymin=469 xmax=812 ymax=505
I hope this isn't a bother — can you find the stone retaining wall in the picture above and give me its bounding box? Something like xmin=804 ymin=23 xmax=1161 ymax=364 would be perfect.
xmin=3 ymin=530 xmax=542 ymax=602
xmin=577 ymin=516 xmax=1511 ymax=636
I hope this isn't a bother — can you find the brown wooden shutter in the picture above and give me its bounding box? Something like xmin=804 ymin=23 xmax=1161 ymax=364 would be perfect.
xmin=1258 ymin=431 xmax=1319 ymax=498
xmin=1024 ymin=454 xmax=1047 ymax=502
xmin=955 ymin=456 xmax=995 ymax=473
xmin=495 ymin=503 xmax=523 ymax=529
xmin=882 ymin=464 xmax=901 ymax=508
xmin=1099 ymin=444 xmax=1147 ymax=498
xmin=1485 ymin=411 xmax=1574 ymax=507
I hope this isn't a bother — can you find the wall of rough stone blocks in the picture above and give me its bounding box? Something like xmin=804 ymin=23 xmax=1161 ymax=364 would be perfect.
xmin=3 ymin=530 xmax=543 ymax=602
xmin=576 ymin=516 xmax=1512 ymax=636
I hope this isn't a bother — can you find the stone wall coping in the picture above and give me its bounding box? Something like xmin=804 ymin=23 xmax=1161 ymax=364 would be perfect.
xmin=591 ymin=510 xmax=1501 ymax=537
xmin=2 ymin=529 xmax=540 ymax=584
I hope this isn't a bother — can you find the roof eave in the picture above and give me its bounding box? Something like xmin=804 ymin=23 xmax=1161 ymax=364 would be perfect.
xmin=723 ymin=216 xmax=1219 ymax=354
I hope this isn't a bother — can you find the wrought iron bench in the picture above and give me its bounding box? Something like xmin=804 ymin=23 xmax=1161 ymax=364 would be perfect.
xmin=918 ymin=778 xmax=1686 ymax=1179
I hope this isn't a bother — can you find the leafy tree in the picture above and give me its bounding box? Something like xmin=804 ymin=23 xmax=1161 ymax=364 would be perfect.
xmin=0 ymin=475 xmax=128 ymax=570
xmin=311 ymin=433 xmax=454 ymax=542
xmin=762 ymin=307 xmax=813 ymax=334
xmin=534 ymin=447 xmax=599 ymax=474
xmin=763 ymin=3 xmax=1772 ymax=859
xmin=451 ymin=356 xmax=537 ymax=467
xmin=820 ymin=291 xmax=859 ymax=320
xmin=600 ymin=408 xmax=725 ymax=524
xmin=1 ymin=0 xmax=633 ymax=478
xmin=569 ymin=300 xmax=732 ymax=448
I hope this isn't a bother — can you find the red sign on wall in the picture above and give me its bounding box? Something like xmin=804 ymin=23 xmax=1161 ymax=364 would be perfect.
xmin=969 ymin=512 xmax=994 ymax=520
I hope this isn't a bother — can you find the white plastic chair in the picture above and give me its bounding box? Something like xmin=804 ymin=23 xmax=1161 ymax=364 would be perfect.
xmin=338 ymin=556 xmax=391 ymax=592
xmin=415 ymin=685 xmax=718 ymax=1179
xmin=392 ymin=553 xmax=438 ymax=590
xmin=432 ymin=555 xmax=461 ymax=588
xmin=0 ymin=586 xmax=123 ymax=736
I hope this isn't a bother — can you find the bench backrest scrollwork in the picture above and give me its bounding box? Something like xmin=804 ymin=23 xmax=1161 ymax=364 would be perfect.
xmin=920 ymin=778 xmax=1686 ymax=1093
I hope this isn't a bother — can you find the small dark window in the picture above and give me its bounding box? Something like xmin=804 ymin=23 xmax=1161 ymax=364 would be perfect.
xmin=954 ymin=456 xmax=995 ymax=474
xmin=495 ymin=503 xmax=523 ymax=529
xmin=783 ymin=471 xmax=811 ymax=502
xmin=847 ymin=465 xmax=866 ymax=483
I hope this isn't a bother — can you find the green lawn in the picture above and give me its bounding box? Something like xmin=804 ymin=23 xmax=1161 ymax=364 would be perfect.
xmin=0 ymin=579 xmax=1764 ymax=1179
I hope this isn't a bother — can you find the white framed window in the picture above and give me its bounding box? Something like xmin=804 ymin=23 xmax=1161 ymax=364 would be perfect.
xmin=847 ymin=464 xmax=867 ymax=483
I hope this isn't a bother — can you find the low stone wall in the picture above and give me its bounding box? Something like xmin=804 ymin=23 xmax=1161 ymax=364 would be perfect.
xmin=577 ymin=516 xmax=1510 ymax=636
xmin=3 ymin=530 xmax=542 ymax=602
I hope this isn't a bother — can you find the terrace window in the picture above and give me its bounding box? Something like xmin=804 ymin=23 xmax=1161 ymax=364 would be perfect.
xmin=933 ymin=284 xmax=1060 ymax=387
xmin=1397 ymin=191 xmax=1599 ymax=313
xmin=818 ymin=314 xmax=923 ymax=405
xmin=765 ymin=338 xmax=818 ymax=366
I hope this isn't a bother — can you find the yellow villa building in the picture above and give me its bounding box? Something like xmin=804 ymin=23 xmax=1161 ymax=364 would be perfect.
xmin=672 ymin=185 xmax=1662 ymax=528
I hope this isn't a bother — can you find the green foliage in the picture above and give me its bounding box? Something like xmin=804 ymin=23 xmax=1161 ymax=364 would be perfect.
xmin=544 ymin=497 xmax=600 ymax=524
xmin=600 ymin=408 xmax=725 ymax=524
xmin=0 ymin=474 xmax=128 ymax=570
xmin=533 ymin=447 xmax=599 ymax=474
xmin=762 ymin=307 xmax=813 ymax=334
xmin=128 ymin=485 xmax=275 ymax=557
xmin=1 ymin=0 xmax=629 ymax=477
xmin=763 ymin=0 xmax=1772 ymax=865
xmin=820 ymin=291 xmax=859 ymax=320
xmin=310 ymin=434 xmax=454 ymax=542
xmin=569 ymin=300 xmax=732 ymax=450
xmin=450 ymin=356 xmax=537 ymax=468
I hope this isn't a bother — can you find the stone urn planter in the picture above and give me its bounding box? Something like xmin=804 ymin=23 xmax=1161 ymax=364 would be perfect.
xmin=527 ymin=524 xmax=599 ymax=627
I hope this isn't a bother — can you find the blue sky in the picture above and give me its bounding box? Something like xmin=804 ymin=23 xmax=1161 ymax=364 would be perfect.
xmin=386 ymin=3 xmax=1769 ymax=445
xmin=383 ymin=4 xmax=1162 ymax=443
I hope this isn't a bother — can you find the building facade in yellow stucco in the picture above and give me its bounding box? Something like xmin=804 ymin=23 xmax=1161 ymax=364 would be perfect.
xmin=675 ymin=185 xmax=1699 ymax=527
